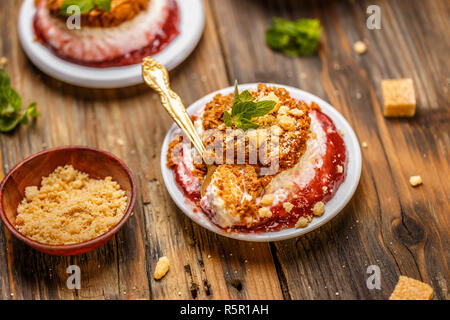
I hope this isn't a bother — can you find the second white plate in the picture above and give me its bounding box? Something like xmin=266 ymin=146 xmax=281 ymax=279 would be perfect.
xmin=18 ymin=0 xmax=205 ymax=88
xmin=161 ymin=83 xmax=362 ymax=242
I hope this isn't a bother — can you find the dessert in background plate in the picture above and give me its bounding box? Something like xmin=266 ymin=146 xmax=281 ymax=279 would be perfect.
xmin=167 ymin=84 xmax=348 ymax=233
xmin=33 ymin=0 xmax=180 ymax=67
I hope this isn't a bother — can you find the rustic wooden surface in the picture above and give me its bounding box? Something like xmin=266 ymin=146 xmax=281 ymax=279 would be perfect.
xmin=0 ymin=0 xmax=448 ymax=300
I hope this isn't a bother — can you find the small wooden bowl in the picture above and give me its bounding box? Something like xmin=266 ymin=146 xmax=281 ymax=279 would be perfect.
xmin=0 ymin=146 xmax=136 ymax=256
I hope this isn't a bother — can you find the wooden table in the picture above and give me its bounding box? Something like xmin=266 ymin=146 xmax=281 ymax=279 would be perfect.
xmin=0 ymin=0 xmax=448 ymax=300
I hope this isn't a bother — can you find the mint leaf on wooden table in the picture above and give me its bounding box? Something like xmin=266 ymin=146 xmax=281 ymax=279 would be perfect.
xmin=0 ymin=68 xmax=10 ymax=87
xmin=265 ymin=18 xmax=322 ymax=56
xmin=61 ymin=0 xmax=112 ymax=16
xmin=223 ymin=81 xmax=276 ymax=131
xmin=0 ymin=68 xmax=40 ymax=133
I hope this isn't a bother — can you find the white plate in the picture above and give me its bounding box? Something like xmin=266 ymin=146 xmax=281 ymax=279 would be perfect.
xmin=161 ymin=84 xmax=362 ymax=242
xmin=18 ymin=0 xmax=205 ymax=88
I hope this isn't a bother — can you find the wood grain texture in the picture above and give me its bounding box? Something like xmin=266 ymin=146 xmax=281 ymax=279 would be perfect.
xmin=0 ymin=0 xmax=448 ymax=300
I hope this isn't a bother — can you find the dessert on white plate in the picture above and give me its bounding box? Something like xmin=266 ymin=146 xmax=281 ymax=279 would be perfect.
xmin=34 ymin=0 xmax=179 ymax=67
xmin=18 ymin=0 xmax=205 ymax=87
xmin=164 ymin=84 xmax=360 ymax=240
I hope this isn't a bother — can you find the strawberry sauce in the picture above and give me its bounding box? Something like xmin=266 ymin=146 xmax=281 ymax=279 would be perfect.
xmin=243 ymin=110 xmax=347 ymax=233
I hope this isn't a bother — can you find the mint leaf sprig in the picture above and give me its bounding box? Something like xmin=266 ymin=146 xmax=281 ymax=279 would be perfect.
xmin=61 ymin=0 xmax=112 ymax=16
xmin=265 ymin=18 xmax=322 ymax=56
xmin=0 ymin=68 xmax=40 ymax=133
xmin=223 ymin=82 xmax=276 ymax=131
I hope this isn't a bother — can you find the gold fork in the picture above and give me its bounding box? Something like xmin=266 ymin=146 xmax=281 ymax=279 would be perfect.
xmin=142 ymin=57 xmax=216 ymax=196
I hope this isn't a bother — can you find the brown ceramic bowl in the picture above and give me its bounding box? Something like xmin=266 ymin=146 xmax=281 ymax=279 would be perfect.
xmin=0 ymin=146 xmax=136 ymax=256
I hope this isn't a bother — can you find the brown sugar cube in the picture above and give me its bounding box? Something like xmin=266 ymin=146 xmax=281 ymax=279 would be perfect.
xmin=389 ymin=276 xmax=433 ymax=300
xmin=382 ymin=79 xmax=416 ymax=117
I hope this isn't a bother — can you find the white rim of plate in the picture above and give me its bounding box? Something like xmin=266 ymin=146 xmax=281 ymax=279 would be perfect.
xmin=161 ymin=83 xmax=362 ymax=242
xmin=18 ymin=0 xmax=205 ymax=88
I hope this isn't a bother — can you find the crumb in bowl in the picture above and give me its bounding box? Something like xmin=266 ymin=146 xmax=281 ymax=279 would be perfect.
xmin=15 ymin=165 xmax=127 ymax=245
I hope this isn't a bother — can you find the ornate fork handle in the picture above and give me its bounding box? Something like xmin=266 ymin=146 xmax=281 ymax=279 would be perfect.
xmin=142 ymin=57 xmax=206 ymax=159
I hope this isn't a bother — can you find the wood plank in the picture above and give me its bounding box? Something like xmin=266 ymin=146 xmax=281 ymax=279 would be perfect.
xmin=0 ymin=0 xmax=283 ymax=300
xmin=211 ymin=0 xmax=449 ymax=299
xmin=0 ymin=0 xmax=448 ymax=300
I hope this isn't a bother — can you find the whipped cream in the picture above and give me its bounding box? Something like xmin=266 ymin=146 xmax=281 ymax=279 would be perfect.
xmin=199 ymin=112 xmax=328 ymax=227
xmin=262 ymin=112 xmax=327 ymax=207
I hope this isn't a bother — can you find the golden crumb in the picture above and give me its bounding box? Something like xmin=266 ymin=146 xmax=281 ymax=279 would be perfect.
xmin=409 ymin=175 xmax=423 ymax=187
xmin=277 ymin=115 xmax=296 ymax=131
xmin=258 ymin=207 xmax=272 ymax=218
xmin=288 ymin=108 xmax=304 ymax=117
xmin=361 ymin=141 xmax=368 ymax=148
xmin=382 ymin=79 xmax=416 ymax=117
xmin=15 ymin=165 xmax=127 ymax=245
xmin=284 ymin=182 xmax=295 ymax=190
xmin=353 ymin=41 xmax=367 ymax=55
xmin=0 ymin=56 xmax=7 ymax=67
xmin=271 ymin=125 xmax=283 ymax=136
xmin=283 ymin=202 xmax=294 ymax=213
xmin=213 ymin=165 xmax=263 ymax=219
xmin=389 ymin=276 xmax=433 ymax=300
xmin=312 ymin=201 xmax=325 ymax=216
xmin=295 ymin=217 xmax=309 ymax=228
xmin=260 ymin=194 xmax=275 ymax=206
xmin=154 ymin=256 xmax=170 ymax=280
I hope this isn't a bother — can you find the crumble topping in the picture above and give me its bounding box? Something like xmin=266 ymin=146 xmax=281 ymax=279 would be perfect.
xmin=260 ymin=194 xmax=275 ymax=206
xmin=283 ymin=202 xmax=294 ymax=213
xmin=15 ymin=165 xmax=127 ymax=245
xmin=258 ymin=207 xmax=273 ymax=218
xmin=312 ymin=201 xmax=325 ymax=216
xmin=200 ymin=84 xmax=311 ymax=173
xmin=204 ymin=164 xmax=262 ymax=222
xmin=295 ymin=217 xmax=309 ymax=228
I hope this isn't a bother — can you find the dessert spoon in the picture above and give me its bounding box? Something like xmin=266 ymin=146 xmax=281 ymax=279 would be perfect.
xmin=142 ymin=57 xmax=216 ymax=196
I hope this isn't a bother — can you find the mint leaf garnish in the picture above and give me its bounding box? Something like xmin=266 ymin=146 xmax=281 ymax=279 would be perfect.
xmin=224 ymin=81 xmax=276 ymax=131
xmin=236 ymin=118 xmax=259 ymax=131
xmin=223 ymin=110 xmax=233 ymax=127
xmin=94 ymin=0 xmax=111 ymax=12
xmin=61 ymin=0 xmax=111 ymax=16
xmin=241 ymin=100 xmax=277 ymax=119
xmin=0 ymin=68 xmax=40 ymax=133
xmin=265 ymin=18 xmax=322 ymax=56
